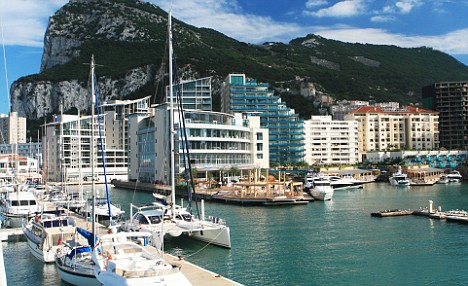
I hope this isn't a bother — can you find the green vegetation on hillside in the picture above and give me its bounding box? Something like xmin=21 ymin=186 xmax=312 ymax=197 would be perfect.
xmin=17 ymin=0 xmax=468 ymax=119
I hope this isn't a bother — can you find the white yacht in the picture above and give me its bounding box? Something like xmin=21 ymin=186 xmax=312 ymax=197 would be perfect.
xmin=0 ymin=189 xmax=41 ymax=228
xmin=308 ymin=177 xmax=334 ymax=201
xmin=23 ymin=211 xmax=77 ymax=262
xmin=389 ymin=166 xmax=410 ymax=186
xmin=437 ymin=174 xmax=450 ymax=184
xmin=447 ymin=170 xmax=463 ymax=182
xmin=92 ymin=231 xmax=192 ymax=286
xmin=120 ymin=198 xmax=231 ymax=249
xmin=389 ymin=173 xmax=410 ymax=186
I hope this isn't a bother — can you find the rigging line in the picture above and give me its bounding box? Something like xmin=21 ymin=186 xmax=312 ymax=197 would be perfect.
xmin=178 ymin=227 xmax=226 ymax=258
xmin=94 ymin=71 xmax=114 ymax=223
xmin=173 ymin=55 xmax=200 ymax=217
xmin=0 ymin=13 xmax=10 ymax=109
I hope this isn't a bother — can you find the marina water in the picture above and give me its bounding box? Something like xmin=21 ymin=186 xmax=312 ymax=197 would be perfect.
xmin=4 ymin=182 xmax=468 ymax=285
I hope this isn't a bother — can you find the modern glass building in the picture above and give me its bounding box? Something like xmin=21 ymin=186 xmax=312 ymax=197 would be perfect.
xmin=167 ymin=77 xmax=213 ymax=111
xmin=221 ymin=73 xmax=305 ymax=165
xmin=128 ymin=104 xmax=269 ymax=184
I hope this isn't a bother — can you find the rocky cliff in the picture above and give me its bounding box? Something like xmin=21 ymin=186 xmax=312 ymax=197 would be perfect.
xmin=10 ymin=0 xmax=468 ymax=121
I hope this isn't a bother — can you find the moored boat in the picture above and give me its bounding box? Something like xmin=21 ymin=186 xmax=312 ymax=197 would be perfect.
xmin=308 ymin=177 xmax=334 ymax=201
xmin=0 ymin=189 xmax=41 ymax=228
xmin=55 ymin=227 xmax=100 ymax=286
xmin=447 ymin=170 xmax=463 ymax=181
xmin=92 ymin=231 xmax=192 ymax=286
xmin=389 ymin=172 xmax=410 ymax=186
xmin=23 ymin=210 xmax=77 ymax=262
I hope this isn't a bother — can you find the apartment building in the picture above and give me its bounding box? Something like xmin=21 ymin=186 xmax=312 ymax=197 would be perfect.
xmin=304 ymin=116 xmax=358 ymax=165
xmin=43 ymin=114 xmax=128 ymax=182
xmin=422 ymin=81 xmax=468 ymax=149
xmin=221 ymin=73 xmax=304 ymax=165
xmin=0 ymin=112 xmax=27 ymax=144
xmin=345 ymin=106 xmax=439 ymax=158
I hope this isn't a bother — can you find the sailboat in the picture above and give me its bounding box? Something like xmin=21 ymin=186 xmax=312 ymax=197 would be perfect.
xmin=55 ymin=55 xmax=101 ymax=285
xmin=120 ymin=10 xmax=231 ymax=249
xmin=82 ymin=49 xmax=191 ymax=285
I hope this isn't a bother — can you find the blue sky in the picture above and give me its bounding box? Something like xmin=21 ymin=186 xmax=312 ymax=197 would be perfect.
xmin=2 ymin=0 xmax=468 ymax=115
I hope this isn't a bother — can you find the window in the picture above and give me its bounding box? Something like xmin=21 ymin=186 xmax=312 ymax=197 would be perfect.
xmin=257 ymin=143 xmax=263 ymax=151
xmin=256 ymin=132 xmax=263 ymax=140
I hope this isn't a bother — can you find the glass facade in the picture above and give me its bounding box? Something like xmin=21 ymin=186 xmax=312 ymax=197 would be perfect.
xmin=222 ymin=73 xmax=305 ymax=165
xmin=167 ymin=77 xmax=212 ymax=111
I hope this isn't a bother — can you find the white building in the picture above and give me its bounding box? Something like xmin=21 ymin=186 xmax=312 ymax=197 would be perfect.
xmin=345 ymin=106 xmax=439 ymax=159
xmin=0 ymin=112 xmax=27 ymax=144
xmin=100 ymin=96 xmax=152 ymax=152
xmin=128 ymin=104 xmax=269 ymax=184
xmin=0 ymin=154 xmax=41 ymax=183
xmin=43 ymin=114 xmax=128 ymax=183
xmin=304 ymin=116 xmax=358 ymax=165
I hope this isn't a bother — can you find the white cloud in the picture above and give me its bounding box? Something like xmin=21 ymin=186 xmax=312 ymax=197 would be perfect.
xmin=371 ymin=15 xmax=395 ymax=22
xmin=314 ymin=26 xmax=468 ymax=55
xmin=304 ymin=0 xmax=366 ymax=18
xmin=150 ymin=0 xmax=305 ymax=43
xmin=395 ymin=1 xmax=415 ymax=13
xmin=305 ymin=0 xmax=329 ymax=8
xmin=0 ymin=0 xmax=67 ymax=46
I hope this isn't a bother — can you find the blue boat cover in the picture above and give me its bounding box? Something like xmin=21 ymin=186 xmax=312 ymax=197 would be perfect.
xmin=77 ymin=227 xmax=99 ymax=246
xmin=67 ymin=246 xmax=92 ymax=260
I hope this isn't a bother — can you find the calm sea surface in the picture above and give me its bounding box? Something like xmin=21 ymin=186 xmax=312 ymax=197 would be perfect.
xmin=4 ymin=182 xmax=468 ymax=285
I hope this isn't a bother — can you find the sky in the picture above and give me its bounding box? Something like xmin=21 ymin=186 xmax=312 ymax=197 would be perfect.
xmin=2 ymin=0 xmax=468 ymax=115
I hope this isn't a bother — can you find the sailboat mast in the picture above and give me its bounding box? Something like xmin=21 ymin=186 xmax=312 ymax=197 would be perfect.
xmin=90 ymin=55 xmax=96 ymax=245
xmin=169 ymin=11 xmax=176 ymax=220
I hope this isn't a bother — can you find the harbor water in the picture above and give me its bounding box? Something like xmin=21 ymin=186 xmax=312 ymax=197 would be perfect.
xmin=4 ymin=182 xmax=468 ymax=285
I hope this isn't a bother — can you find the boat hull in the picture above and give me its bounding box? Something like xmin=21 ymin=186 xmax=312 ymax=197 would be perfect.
xmin=24 ymin=230 xmax=57 ymax=262
xmin=179 ymin=221 xmax=231 ymax=248
xmin=310 ymin=189 xmax=334 ymax=201
xmin=56 ymin=257 xmax=101 ymax=286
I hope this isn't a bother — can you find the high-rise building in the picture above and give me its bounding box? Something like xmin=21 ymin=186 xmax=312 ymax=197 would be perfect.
xmin=304 ymin=116 xmax=358 ymax=165
xmin=0 ymin=112 xmax=27 ymax=144
xmin=422 ymin=81 xmax=468 ymax=149
xmin=221 ymin=73 xmax=304 ymax=165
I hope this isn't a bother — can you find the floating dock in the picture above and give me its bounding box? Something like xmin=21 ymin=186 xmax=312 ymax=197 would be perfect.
xmin=370 ymin=209 xmax=414 ymax=217
xmin=371 ymin=200 xmax=468 ymax=225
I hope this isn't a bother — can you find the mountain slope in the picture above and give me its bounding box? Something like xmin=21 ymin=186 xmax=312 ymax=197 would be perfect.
xmin=11 ymin=0 xmax=468 ymax=123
